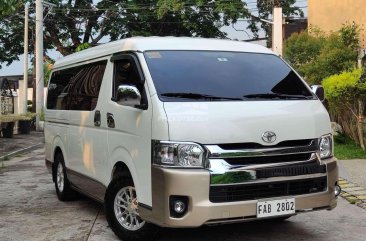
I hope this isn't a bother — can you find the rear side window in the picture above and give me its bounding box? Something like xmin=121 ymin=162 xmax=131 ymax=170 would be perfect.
xmin=47 ymin=60 xmax=107 ymax=110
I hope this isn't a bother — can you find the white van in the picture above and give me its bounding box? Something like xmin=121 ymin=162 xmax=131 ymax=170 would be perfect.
xmin=45 ymin=37 xmax=339 ymax=241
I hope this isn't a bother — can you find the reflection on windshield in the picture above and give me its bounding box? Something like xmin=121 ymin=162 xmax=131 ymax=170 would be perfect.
xmin=144 ymin=51 xmax=314 ymax=101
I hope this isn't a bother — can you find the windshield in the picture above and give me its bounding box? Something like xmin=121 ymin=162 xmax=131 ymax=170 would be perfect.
xmin=144 ymin=51 xmax=314 ymax=101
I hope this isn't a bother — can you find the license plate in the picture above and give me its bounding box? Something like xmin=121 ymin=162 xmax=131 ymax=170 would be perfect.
xmin=257 ymin=198 xmax=295 ymax=218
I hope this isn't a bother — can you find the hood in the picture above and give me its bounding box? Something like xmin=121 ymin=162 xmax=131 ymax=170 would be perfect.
xmin=163 ymin=100 xmax=331 ymax=145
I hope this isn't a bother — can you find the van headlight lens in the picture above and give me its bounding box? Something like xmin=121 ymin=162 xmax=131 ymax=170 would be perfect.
xmin=153 ymin=141 xmax=207 ymax=168
xmin=319 ymin=134 xmax=333 ymax=159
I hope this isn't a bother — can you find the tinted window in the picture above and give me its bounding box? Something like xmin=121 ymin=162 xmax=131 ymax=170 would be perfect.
xmin=113 ymin=59 xmax=141 ymax=97
xmin=47 ymin=60 xmax=107 ymax=110
xmin=144 ymin=51 xmax=314 ymax=101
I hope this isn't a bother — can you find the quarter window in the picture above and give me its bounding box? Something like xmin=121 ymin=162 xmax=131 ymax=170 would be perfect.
xmin=47 ymin=60 xmax=107 ymax=110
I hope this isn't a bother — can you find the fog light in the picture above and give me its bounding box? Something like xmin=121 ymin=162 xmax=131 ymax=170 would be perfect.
xmin=169 ymin=196 xmax=188 ymax=218
xmin=335 ymin=185 xmax=341 ymax=196
xmin=174 ymin=201 xmax=186 ymax=213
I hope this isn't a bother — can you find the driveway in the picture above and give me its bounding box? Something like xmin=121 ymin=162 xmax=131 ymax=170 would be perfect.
xmin=1 ymin=148 xmax=366 ymax=241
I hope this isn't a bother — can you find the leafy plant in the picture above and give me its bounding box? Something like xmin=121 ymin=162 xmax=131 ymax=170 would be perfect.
xmin=284 ymin=24 xmax=360 ymax=84
xmin=0 ymin=112 xmax=37 ymax=122
xmin=323 ymin=68 xmax=366 ymax=150
xmin=40 ymin=108 xmax=45 ymax=121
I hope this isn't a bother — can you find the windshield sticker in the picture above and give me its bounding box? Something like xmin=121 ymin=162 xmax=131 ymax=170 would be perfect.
xmin=146 ymin=52 xmax=162 ymax=59
xmin=217 ymin=57 xmax=228 ymax=62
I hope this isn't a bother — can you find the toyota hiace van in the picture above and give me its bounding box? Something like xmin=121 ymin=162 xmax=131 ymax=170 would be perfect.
xmin=45 ymin=37 xmax=339 ymax=241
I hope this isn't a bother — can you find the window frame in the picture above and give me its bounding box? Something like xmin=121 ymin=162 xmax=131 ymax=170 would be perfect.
xmin=110 ymin=53 xmax=148 ymax=109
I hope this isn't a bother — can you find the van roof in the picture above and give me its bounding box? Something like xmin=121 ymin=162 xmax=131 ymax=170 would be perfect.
xmin=54 ymin=37 xmax=274 ymax=68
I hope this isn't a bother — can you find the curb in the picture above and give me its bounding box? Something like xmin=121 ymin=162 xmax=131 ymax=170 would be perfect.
xmin=339 ymin=178 xmax=366 ymax=210
xmin=0 ymin=143 xmax=44 ymax=161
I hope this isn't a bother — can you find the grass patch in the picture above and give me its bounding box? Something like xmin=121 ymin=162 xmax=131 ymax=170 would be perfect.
xmin=334 ymin=134 xmax=366 ymax=159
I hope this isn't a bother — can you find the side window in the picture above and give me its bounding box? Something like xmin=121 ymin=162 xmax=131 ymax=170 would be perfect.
xmin=113 ymin=59 xmax=144 ymax=107
xmin=47 ymin=60 xmax=107 ymax=110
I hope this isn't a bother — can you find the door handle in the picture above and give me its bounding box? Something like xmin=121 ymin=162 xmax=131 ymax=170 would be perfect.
xmin=94 ymin=110 xmax=101 ymax=127
xmin=107 ymin=112 xmax=115 ymax=128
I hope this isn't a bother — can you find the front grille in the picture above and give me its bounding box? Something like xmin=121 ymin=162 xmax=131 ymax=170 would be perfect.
xmin=224 ymin=153 xmax=312 ymax=165
xmin=209 ymin=177 xmax=327 ymax=203
xmin=256 ymin=162 xmax=326 ymax=179
xmin=218 ymin=139 xmax=315 ymax=150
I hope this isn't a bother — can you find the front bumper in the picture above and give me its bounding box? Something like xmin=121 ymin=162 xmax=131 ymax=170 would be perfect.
xmin=140 ymin=158 xmax=338 ymax=227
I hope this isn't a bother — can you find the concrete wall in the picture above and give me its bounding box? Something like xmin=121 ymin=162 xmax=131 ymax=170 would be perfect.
xmin=308 ymin=0 xmax=366 ymax=48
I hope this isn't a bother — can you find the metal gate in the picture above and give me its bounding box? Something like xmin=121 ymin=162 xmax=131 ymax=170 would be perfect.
xmin=0 ymin=78 xmax=15 ymax=115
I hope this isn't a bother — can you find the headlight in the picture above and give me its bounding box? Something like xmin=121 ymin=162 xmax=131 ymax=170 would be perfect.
xmin=319 ymin=134 xmax=333 ymax=159
xmin=152 ymin=141 xmax=207 ymax=168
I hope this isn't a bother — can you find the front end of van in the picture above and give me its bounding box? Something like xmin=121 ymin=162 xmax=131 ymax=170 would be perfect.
xmin=141 ymin=100 xmax=338 ymax=227
xmin=139 ymin=46 xmax=339 ymax=227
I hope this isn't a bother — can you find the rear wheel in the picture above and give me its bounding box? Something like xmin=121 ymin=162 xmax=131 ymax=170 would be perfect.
xmin=53 ymin=153 xmax=78 ymax=201
xmin=105 ymin=176 xmax=158 ymax=241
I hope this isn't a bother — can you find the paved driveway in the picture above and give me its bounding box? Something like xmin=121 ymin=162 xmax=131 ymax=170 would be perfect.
xmin=1 ymin=148 xmax=366 ymax=241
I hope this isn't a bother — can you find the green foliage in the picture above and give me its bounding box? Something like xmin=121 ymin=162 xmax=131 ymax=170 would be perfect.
xmin=75 ymin=43 xmax=91 ymax=52
xmin=0 ymin=0 xmax=29 ymax=69
xmin=0 ymin=0 xmax=21 ymax=15
xmin=1 ymin=0 xmax=302 ymax=66
xmin=323 ymin=68 xmax=366 ymax=149
xmin=284 ymin=29 xmax=324 ymax=75
xmin=40 ymin=108 xmax=45 ymax=121
xmin=334 ymin=134 xmax=366 ymax=159
xmin=284 ymin=24 xmax=360 ymax=84
xmin=323 ymin=68 xmax=363 ymax=100
xmin=339 ymin=23 xmax=360 ymax=51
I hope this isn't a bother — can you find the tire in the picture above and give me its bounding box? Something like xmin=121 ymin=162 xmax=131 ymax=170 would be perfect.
xmin=105 ymin=175 xmax=159 ymax=241
xmin=53 ymin=153 xmax=78 ymax=201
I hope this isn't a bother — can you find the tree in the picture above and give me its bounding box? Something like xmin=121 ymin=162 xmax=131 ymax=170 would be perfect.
xmin=248 ymin=0 xmax=304 ymax=47
xmin=0 ymin=0 xmax=28 ymax=69
xmin=0 ymin=0 xmax=21 ymax=15
xmin=0 ymin=0 xmax=303 ymax=66
xmin=284 ymin=24 xmax=360 ymax=84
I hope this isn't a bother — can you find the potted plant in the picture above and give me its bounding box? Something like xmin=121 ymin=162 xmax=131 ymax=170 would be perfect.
xmin=1 ymin=121 xmax=15 ymax=138
xmin=0 ymin=114 xmax=19 ymax=138
xmin=18 ymin=112 xmax=37 ymax=134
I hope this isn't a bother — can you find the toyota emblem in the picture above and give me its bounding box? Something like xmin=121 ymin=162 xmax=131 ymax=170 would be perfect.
xmin=262 ymin=131 xmax=276 ymax=143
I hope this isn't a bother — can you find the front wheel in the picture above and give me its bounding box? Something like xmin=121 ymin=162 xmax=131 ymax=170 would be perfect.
xmin=105 ymin=176 xmax=158 ymax=241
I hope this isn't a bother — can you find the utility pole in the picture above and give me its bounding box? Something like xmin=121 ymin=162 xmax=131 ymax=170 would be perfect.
xmin=23 ymin=3 xmax=29 ymax=114
xmin=272 ymin=6 xmax=283 ymax=56
xmin=251 ymin=1 xmax=283 ymax=55
xmin=35 ymin=0 xmax=44 ymax=130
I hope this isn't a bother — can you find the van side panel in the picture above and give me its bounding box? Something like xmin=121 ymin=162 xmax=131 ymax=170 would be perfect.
xmin=106 ymin=96 xmax=153 ymax=206
xmin=45 ymin=110 xmax=69 ymax=164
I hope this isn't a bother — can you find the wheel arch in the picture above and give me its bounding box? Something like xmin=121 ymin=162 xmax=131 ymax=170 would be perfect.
xmin=108 ymin=147 xmax=142 ymax=202
xmin=51 ymin=136 xmax=67 ymax=182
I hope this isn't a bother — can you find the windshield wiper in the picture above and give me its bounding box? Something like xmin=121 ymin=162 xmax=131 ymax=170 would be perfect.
xmin=243 ymin=93 xmax=312 ymax=100
xmin=161 ymin=92 xmax=243 ymax=100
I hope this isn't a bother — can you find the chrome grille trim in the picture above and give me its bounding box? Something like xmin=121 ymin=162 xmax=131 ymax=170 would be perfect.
xmin=224 ymin=153 xmax=317 ymax=171
xmin=206 ymin=139 xmax=324 ymax=185
xmin=206 ymin=139 xmax=318 ymax=159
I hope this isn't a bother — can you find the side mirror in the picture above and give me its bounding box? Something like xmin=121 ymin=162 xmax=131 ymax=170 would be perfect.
xmin=311 ymin=85 xmax=325 ymax=102
xmin=116 ymin=85 xmax=142 ymax=108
